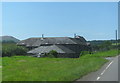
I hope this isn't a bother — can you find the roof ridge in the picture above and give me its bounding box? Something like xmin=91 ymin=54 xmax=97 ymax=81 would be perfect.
xmin=27 ymin=36 xmax=85 ymax=39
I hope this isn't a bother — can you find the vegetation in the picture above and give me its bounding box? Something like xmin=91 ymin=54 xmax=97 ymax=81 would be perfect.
xmin=2 ymin=43 xmax=28 ymax=57
xmin=1 ymin=40 xmax=119 ymax=81
xmin=47 ymin=50 xmax=58 ymax=58
xmin=91 ymin=40 xmax=117 ymax=52
xmin=2 ymin=56 xmax=107 ymax=81
xmin=80 ymin=51 xmax=90 ymax=56
xmin=85 ymin=49 xmax=118 ymax=57
xmin=88 ymin=40 xmax=116 ymax=46
xmin=0 ymin=57 xmax=1 ymax=82
xmin=117 ymin=39 xmax=120 ymax=53
xmin=2 ymin=49 xmax=118 ymax=81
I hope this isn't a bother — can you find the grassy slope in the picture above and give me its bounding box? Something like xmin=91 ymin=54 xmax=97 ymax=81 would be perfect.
xmin=2 ymin=49 xmax=118 ymax=81
xmin=0 ymin=58 xmax=2 ymax=82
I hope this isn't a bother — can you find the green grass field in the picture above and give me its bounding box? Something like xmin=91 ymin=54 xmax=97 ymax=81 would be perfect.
xmin=112 ymin=43 xmax=120 ymax=45
xmin=0 ymin=57 xmax=2 ymax=82
xmin=2 ymin=49 xmax=118 ymax=81
xmin=88 ymin=49 xmax=118 ymax=57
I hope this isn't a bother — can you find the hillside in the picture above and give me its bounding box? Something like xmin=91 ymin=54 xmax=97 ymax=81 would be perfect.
xmin=0 ymin=36 xmax=20 ymax=43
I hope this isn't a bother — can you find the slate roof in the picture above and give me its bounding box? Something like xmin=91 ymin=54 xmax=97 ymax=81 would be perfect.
xmin=17 ymin=38 xmax=39 ymax=47
xmin=17 ymin=37 xmax=87 ymax=47
xmin=27 ymin=45 xmax=75 ymax=54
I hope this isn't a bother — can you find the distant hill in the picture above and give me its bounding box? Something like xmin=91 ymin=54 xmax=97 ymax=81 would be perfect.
xmin=0 ymin=36 xmax=20 ymax=43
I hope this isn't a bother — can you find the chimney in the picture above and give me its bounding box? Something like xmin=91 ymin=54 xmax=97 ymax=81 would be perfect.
xmin=41 ymin=34 xmax=44 ymax=40
xmin=42 ymin=34 xmax=44 ymax=38
xmin=74 ymin=33 xmax=76 ymax=38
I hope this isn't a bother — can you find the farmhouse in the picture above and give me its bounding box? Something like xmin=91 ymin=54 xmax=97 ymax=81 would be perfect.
xmin=17 ymin=35 xmax=90 ymax=58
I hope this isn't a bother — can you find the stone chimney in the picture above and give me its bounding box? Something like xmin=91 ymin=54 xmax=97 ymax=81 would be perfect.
xmin=74 ymin=33 xmax=77 ymax=38
xmin=41 ymin=34 xmax=44 ymax=40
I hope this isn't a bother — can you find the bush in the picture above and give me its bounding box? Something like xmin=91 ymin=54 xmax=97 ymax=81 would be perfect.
xmin=80 ymin=51 xmax=90 ymax=56
xmin=2 ymin=43 xmax=28 ymax=57
xmin=47 ymin=50 xmax=58 ymax=58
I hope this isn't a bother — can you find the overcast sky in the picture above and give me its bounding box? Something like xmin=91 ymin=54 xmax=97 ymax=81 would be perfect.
xmin=2 ymin=2 xmax=118 ymax=40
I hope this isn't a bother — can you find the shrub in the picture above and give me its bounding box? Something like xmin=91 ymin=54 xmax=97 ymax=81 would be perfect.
xmin=47 ymin=50 xmax=58 ymax=58
xmin=80 ymin=51 xmax=90 ymax=56
xmin=2 ymin=43 xmax=28 ymax=57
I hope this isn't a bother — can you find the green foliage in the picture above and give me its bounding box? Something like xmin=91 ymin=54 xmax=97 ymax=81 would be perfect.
xmin=80 ymin=51 xmax=90 ymax=56
xmin=91 ymin=41 xmax=114 ymax=52
xmin=0 ymin=58 xmax=1 ymax=82
xmin=2 ymin=43 xmax=28 ymax=57
xmin=118 ymin=39 xmax=120 ymax=54
xmin=100 ymin=41 xmax=112 ymax=50
xmin=118 ymin=45 xmax=120 ymax=54
xmin=47 ymin=50 xmax=58 ymax=58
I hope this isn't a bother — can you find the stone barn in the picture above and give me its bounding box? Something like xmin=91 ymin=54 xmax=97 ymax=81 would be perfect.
xmin=17 ymin=35 xmax=90 ymax=58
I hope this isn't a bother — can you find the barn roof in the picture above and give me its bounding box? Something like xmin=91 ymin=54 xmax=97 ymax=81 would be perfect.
xmin=27 ymin=45 xmax=75 ymax=54
xmin=17 ymin=36 xmax=87 ymax=47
